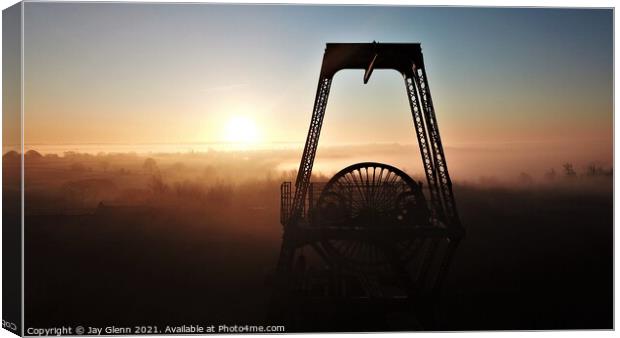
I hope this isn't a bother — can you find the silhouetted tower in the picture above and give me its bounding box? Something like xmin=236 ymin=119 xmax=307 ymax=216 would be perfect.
xmin=274 ymin=42 xmax=464 ymax=330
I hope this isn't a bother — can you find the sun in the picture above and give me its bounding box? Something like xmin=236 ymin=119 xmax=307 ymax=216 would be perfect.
xmin=224 ymin=116 xmax=260 ymax=144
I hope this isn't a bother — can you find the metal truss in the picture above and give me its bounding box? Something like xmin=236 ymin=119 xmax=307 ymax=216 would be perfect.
xmin=286 ymin=43 xmax=460 ymax=230
xmin=275 ymin=43 xmax=464 ymax=305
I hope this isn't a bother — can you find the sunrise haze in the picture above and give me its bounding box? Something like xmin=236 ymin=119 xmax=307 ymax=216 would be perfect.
xmin=14 ymin=4 xmax=613 ymax=179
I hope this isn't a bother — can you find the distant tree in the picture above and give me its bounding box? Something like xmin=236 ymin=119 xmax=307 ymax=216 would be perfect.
xmin=148 ymin=173 xmax=168 ymax=194
xmin=100 ymin=160 xmax=110 ymax=172
xmin=585 ymin=163 xmax=604 ymax=177
xmin=174 ymin=180 xmax=206 ymax=200
xmin=25 ymin=150 xmax=43 ymax=160
xmin=2 ymin=151 xmax=20 ymax=162
xmin=45 ymin=153 xmax=59 ymax=159
xmin=562 ymin=163 xmax=576 ymax=177
xmin=143 ymin=158 xmax=158 ymax=174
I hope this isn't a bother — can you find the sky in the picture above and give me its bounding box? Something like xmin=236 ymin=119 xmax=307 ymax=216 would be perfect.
xmin=20 ymin=4 xmax=612 ymax=166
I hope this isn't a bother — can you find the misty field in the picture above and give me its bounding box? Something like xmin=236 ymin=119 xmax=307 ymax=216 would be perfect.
xmin=6 ymin=148 xmax=612 ymax=331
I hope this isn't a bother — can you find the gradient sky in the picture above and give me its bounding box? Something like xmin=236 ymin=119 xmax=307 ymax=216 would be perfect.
xmin=22 ymin=4 xmax=612 ymax=157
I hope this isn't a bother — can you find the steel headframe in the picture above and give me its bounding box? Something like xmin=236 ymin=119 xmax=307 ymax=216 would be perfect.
xmin=289 ymin=42 xmax=461 ymax=230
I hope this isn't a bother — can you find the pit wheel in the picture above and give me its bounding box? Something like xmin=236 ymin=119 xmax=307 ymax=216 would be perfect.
xmin=315 ymin=162 xmax=430 ymax=271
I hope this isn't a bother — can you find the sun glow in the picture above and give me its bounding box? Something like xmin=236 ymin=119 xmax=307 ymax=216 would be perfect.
xmin=224 ymin=116 xmax=260 ymax=144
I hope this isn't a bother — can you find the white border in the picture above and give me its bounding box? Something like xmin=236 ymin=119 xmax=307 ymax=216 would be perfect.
xmin=0 ymin=1 xmax=616 ymax=338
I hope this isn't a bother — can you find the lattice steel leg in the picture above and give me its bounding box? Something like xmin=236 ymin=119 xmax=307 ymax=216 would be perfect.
xmin=276 ymin=235 xmax=297 ymax=275
xmin=416 ymin=238 xmax=440 ymax=290
xmin=291 ymin=77 xmax=333 ymax=222
xmin=405 ymin=75 xmax=443 ymax=217
xmin=431 ymin=238 xmax=461 ymax=298
xmin=415 ymin=66 xmax=460 ymax=224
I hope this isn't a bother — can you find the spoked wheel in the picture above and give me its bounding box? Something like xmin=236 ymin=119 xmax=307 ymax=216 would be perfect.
xmin=315 ymin=162 xmax=430 ymax=272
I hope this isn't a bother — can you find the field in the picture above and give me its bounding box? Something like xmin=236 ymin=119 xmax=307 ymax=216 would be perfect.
xmin=7 ymin=148 xmax=612 ymax=331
